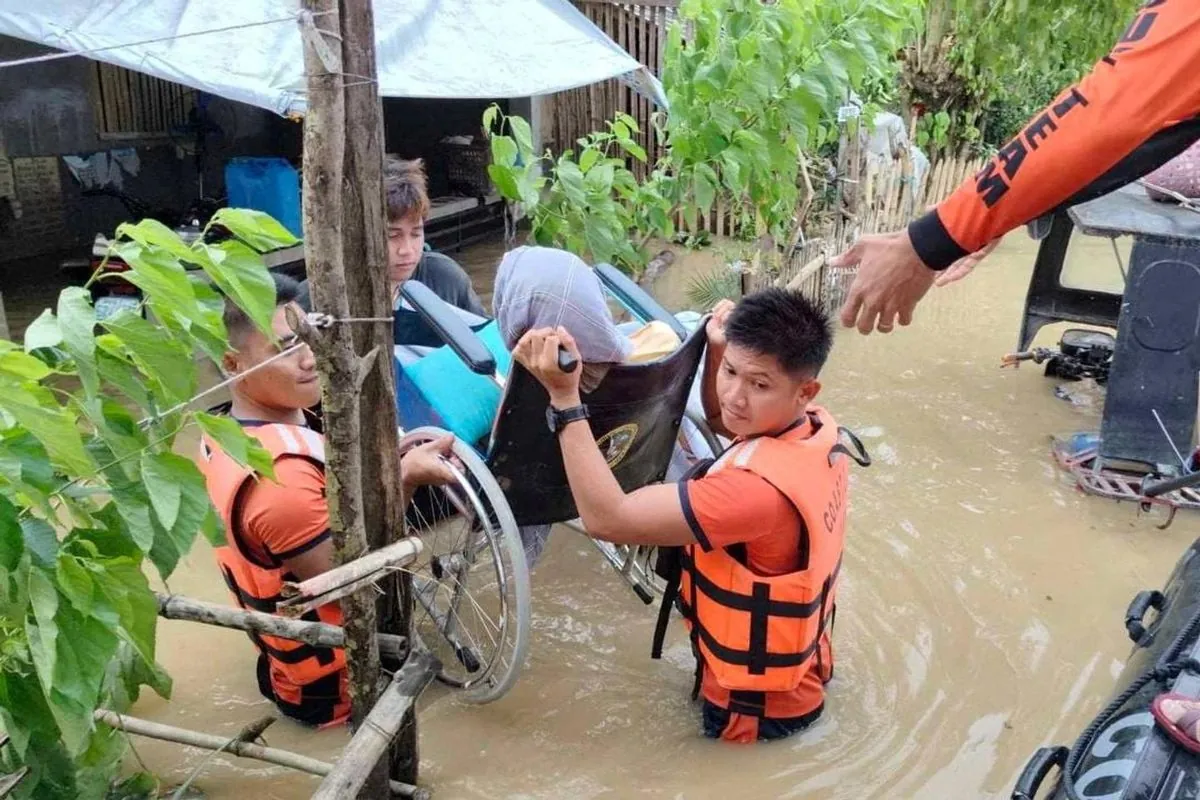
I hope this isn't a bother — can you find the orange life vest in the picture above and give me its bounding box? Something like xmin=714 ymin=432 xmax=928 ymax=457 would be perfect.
xmin=653 ymin=407 xmax=868 ymax=717
xmin=197 ymin=421 xmax=349 ymax=727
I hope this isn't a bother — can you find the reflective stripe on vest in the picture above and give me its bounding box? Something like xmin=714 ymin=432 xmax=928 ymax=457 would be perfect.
xmin=198 ymin=422 xmax=347 ymax=723
xmin=679 ymin=406 xmax=851 ymax=697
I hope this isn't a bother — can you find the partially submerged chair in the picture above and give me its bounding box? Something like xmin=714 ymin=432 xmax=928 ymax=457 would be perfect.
xmin=392 ymin=264 xmax=720 ymax=704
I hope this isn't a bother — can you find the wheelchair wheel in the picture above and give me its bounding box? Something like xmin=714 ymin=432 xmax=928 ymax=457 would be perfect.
xmin=398 ymin=427 xmax=530 ymax=704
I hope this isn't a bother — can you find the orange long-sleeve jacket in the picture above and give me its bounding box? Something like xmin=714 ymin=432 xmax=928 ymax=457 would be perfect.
xmin=910 ymin=0 xmax=1200 ymax=270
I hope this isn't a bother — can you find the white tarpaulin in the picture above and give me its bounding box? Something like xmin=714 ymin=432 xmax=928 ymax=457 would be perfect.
xmin=0 ymin=0 xmax=665 ymax=115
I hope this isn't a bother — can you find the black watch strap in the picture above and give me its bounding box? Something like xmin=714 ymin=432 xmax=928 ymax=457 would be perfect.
xmin=546 ymin=403 xmax=589 ymax=434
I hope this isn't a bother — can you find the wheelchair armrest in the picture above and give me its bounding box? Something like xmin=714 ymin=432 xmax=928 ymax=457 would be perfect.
xmin=594 ymin=263 xmax=688 ymax=341
xmin=399 ymin=280 xmax=497 ymax=375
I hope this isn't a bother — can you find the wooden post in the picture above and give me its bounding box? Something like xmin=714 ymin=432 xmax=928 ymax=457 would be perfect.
xmin=337 ymin=0 xmax=419 ymax=786
xmin=311 ymin=650 xmax=438 ymax=799
xmin=300 ymin=0 xmax=415 ymax=795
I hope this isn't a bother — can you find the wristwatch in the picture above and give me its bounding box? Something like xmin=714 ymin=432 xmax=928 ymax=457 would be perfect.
xmin=546 ymin=403 xmax=589 ymax=435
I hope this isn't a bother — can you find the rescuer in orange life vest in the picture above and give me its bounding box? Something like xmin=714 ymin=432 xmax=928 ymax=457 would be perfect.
xmin=512 ymin=287 xmax=869 ymax=743
xmin=199 ymin=273 xmax=457 ymax=727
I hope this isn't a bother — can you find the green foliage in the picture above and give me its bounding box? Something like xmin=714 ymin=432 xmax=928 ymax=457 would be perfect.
xmin=487 ymin=0 xmax=921 ymax=273
xmin=905 ymin=0 xmax=1140 ymax=152
xmin=0 ymin=213 xmax=287 ymax=797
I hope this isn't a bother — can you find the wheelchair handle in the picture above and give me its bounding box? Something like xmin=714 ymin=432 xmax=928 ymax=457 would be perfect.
xmin=1142 ymin=470 xmax=1200 ymax=498
xmin=1011 ymin=745 xmax=1068 ymax=800
xmin=557 ymin=345 xmax=579 ymax=374
xmin=1125 ymin=589 xmax=1165 ymax=646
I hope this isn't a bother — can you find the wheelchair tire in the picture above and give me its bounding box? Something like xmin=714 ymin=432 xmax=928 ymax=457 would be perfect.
xmin=399 ymin=427 xmax=531 ymax=704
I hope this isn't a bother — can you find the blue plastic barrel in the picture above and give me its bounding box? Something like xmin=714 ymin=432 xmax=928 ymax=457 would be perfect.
xmin=224 ymin=157 xmax=303 ymax=238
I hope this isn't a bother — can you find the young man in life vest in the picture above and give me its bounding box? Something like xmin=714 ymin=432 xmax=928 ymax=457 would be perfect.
xmin=512 ymin=288 xmax=867 ymax=744
xmin=200 ymin=273 xmax=456 ymax=727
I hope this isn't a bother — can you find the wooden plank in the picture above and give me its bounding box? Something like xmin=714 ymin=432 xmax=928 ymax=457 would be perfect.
xmin=94 ymin=711 xmax=426 ymax=799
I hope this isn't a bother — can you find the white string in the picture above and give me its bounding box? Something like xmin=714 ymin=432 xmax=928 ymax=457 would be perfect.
xmin=141 ymin=311 xmax=388 ymax=425
xmin=143 ymin=342 xmax=305 ymax=426
xmin=0 ymin=11 xmax=334 ymax=71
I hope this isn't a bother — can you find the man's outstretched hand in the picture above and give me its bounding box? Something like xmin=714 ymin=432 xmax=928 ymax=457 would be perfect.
xmin=831 ymin=230 xmax=935 ymax=335
xmin=832 ymin=226 xmax=1001 ymax=334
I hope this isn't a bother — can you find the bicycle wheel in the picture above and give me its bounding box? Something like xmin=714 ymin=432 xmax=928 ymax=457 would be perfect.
xmin=399 ymin=427 xmax=531 ymax=704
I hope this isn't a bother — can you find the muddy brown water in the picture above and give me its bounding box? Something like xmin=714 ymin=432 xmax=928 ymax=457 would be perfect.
xmin=121 ymin=231 xmax=1200 ymax=799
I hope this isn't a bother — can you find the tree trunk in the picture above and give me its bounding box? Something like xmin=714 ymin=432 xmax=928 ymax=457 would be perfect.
xmin=336 ymin=0 xmax=418 ymax=785
xmin=300 ymin=0 xmax=408 ymax=796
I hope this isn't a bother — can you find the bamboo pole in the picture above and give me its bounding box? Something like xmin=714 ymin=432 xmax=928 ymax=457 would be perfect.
xmin=154 ymin=592 xmax=407 ymax=661
xmin=277 ymin=537 xmax=423 ymax=618
xmin=311 ymin=650 xmax=439 ymax=800
xmin=93 ymin=711 xmax=428 ymax=800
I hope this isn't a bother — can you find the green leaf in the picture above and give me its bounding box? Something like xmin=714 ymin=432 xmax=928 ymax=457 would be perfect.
xmin=200 ymin=505 xmax=226 ymax=548
xmin=579 ymin=147 xmax=601 ymax=174
xmin=0 ymin=349 xmax=51 ymax=381
xmin=20 ymin=518 xmax=57 ymax=567
xmin=195 ymin=240 xmax=277 ymax=341
xmin=114 ymin=241 xmax=202 ymax=324
xmin=95 ymin=346 xmax=152 ymax=411
xmin=140 ymin=451 xmax=185 ymax=532
xmin=211 ymin=208 xmax=300 ymax=252
xmin=487 ymin=164 xmax=521 ymax=201
xmin=23 ymin=309 xmax=62 ymax=352
xmin=26 ymin=568 xmax=58 ymax=696
xmin=1 ymin=382 xmax=94 ymax=475
xmin=509 ymin=115 xmax=534 ymax=156
xmin=116 ymin=218 xmax=198 ymax=265
xmin=56 ymin=286 xmax=99 ymax=397
xmin=195 ymin=413 xmax=276 ymax=478
xmin=146 ymin=461 xmax=209 ymax=580
xmin=482 ymin=103 xmax=500 ymax=134
xmin=109 ymin=481 xmax=156 ymax=554
xmin=102 ymin=310 xmax=195 ymax=404
xmin=490 ymin=135 xmax=519 ymax=169
xmin=556 ymin=160 xmax=587 ymax=206
xmin=0 ymin=495 xmax=21 ymax=571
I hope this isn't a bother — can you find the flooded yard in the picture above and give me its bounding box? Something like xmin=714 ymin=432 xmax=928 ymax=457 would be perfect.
xmin=42 ymin=228 xmax=1193 ymax=799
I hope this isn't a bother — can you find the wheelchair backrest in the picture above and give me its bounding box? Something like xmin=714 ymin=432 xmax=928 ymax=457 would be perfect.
xmin=485 ymin=322 xmax=709 ymax=527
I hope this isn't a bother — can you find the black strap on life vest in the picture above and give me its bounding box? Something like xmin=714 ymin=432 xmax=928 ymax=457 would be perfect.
xmin=829 ymin=426 xmax=872 ymax=468
xmin=219 ymin=566 xmax=338 ymax=668
xmin=676 ymin=555 xmax=843 ymax=672
xmin=651 ymin=546 xmax=683 ymax=660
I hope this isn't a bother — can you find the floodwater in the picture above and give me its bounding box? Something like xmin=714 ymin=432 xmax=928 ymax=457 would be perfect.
xmin=124 ymin=230 xmax=1200 ymax=799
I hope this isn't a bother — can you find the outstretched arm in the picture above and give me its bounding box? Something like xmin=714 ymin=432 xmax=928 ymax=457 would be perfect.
xmin=837 ymin=0 xmax=1200 ymax=334
xmin=912 ymin=0 xmax=1200 ymax=269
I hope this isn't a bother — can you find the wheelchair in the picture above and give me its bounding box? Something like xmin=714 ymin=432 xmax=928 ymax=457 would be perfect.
xmin=391 ymin=263 xmax=723 ymax=704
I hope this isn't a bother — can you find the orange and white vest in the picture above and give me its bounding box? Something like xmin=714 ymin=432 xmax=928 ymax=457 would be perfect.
xmin=656 ymin=406 xmax=867 ymax=715
xmin=198 ymin=421 xmax=349 ymax=727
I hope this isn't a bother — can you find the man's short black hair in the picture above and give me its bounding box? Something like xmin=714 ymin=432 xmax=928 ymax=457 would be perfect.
xmin=724 ymin=288 xmax=833 ymax=378
xmin=223 ymin=272 xmax=300 ymax=347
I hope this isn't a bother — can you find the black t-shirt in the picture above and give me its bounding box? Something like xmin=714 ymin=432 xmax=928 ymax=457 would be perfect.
xmin=296 ymin=251 xmax=487 ymax=317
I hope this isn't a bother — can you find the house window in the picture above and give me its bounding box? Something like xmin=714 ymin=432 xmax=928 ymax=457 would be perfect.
xmin=92 ymin=62 xmax=194 ymax=139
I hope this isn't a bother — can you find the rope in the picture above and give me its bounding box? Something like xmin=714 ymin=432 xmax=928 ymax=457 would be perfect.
xmin=141 ymin=311 xmax=388 ymax=425
xmin=0 ymin=11 xmax=334 ymax=71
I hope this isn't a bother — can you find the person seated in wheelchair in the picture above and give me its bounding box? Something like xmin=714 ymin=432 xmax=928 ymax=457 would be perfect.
xmin=198 ymin=273 xmax=459 ymax=728
xmin=512 ymin=288 xmax=866 ymax=744
xmin=296 ymin=156 xmax=487 ymax=327
xmin=493 ymin=245 xmax=683 ymax=391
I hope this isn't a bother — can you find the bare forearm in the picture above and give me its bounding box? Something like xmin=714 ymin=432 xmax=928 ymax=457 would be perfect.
xmin=551 ymin=393 xmax=631 ymax=539
xmin=700 ymin=344 xmax=731 ymax=439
